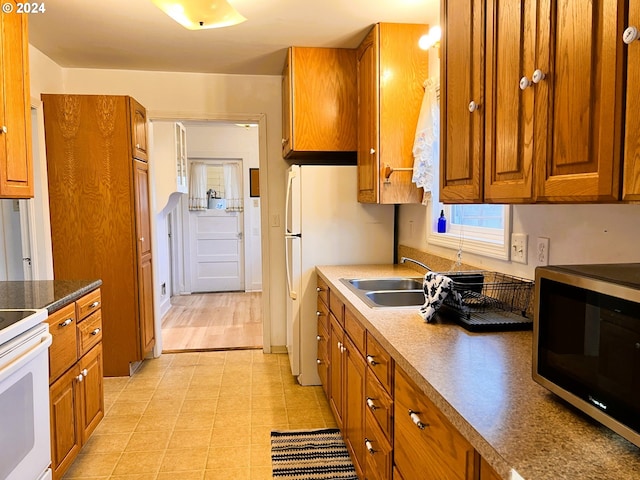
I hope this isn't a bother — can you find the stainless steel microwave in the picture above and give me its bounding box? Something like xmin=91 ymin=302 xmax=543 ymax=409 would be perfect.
xmin=533 ymin=263 xmax=640 ymax=448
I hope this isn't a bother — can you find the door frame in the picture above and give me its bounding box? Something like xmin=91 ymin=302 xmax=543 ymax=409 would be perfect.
xmin=147 ymin=112 xmax=271 ymax=355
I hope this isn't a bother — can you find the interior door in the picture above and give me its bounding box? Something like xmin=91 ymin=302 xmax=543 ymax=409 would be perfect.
xmin=190 ymin=208 xmax=244 ymax=292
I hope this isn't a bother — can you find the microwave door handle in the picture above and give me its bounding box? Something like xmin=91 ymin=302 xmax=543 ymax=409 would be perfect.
xmin=285 ymin=236 xmax=297 ymax=300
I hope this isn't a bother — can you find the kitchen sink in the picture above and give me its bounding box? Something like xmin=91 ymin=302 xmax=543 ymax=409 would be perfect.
xmin=348 ymin=277 xmax=423 ymax=291
xmin=364 ymin=290 xmax=425 ymax=307
xmin=340 ymin=277 xmax=425 ymax=309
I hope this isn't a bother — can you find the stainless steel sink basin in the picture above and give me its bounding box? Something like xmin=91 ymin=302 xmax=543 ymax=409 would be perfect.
xmin=348 ymin=277 xmax=423 ymax=291
xmin=364 ymin=290 xmax=425 ymax=307
xmin=340 ymin=277 xmax=425 ymax=308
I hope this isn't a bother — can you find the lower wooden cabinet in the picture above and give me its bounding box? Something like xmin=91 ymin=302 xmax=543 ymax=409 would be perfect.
xmin=394 ymin=366 xmax=478 ymax=480
xmin=48 ymin=289 xmax=104 ymax=480
xmin=316 ymin=279 xmax=502 ymax=480
xmin=49 ymin=364 xmax=82 ymax=479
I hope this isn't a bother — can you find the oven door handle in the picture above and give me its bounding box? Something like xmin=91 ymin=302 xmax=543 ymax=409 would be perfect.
xmin=0 ymin=333 xmax=52 ymax=385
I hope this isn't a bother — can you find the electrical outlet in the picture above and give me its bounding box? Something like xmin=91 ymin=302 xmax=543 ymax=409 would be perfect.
xmin=511 ymin=233 xmax=528 ymax=264
xmin=536 ymin=237 xmax=550 ymax=266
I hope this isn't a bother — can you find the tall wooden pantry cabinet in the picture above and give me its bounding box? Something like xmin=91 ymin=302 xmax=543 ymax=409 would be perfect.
xmin=42 ymin=94 xmax=155 ymax=376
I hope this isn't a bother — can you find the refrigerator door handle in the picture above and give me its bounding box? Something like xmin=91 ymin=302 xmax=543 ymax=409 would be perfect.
xmin=285 ymin=236 xmax=297 ymax=300
xmin=285 ymin=168 xmax=296 ymax=235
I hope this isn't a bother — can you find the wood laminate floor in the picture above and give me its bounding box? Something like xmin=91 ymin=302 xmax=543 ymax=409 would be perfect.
xmin=161 ymin=292 xmax=262 ymax=352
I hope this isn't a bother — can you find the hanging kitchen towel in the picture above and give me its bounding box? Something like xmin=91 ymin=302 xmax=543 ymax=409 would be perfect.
xmin=412 ymin=78 xmax=440 ymax=205
xmin=420 ymin=272 xmax=453 ymax=323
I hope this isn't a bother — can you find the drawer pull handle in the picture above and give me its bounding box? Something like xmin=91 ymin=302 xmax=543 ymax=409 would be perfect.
xmin=366 ymin=355 xmax=378 ymax=366
xmin=317 ymin=359 xmax=322 ymax=365
xmin=316 ymin=311 xmax=322 ymax=317
xmin=76 ymin=374 xmax=84 ymax=382
xmin=366 ymin=397 xmax=377 ymax=411
xmin=316 ymin=287 xmax=323 ymax=292
xmin=59 ymin=318 xmax=73 ymax=327
xmin=91 ymin=328 xmax=101 ymax=336
xmin=82 ymin=369 xmax=88 ymax=377
xmin=409 ymin=410 xmax=428 ymax=430
xmin=90 ymin=301 xmax=100 ymax=308
xmin=364 ymin=438 xmax=375 ymax=455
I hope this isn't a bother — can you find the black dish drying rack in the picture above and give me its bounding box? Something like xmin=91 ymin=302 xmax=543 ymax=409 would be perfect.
xmin=435 ymin=271 xmax=534 ymax=332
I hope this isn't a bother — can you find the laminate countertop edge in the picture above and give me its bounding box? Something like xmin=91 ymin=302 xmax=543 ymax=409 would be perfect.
xmin=0 ymin=279 xmax=103 ymax=313
xmin=316 ymin=264 xmax=640 ymax=480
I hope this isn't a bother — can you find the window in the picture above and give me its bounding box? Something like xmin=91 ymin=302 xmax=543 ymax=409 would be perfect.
xmin=428 ymin=203 xmax=511 ymax=260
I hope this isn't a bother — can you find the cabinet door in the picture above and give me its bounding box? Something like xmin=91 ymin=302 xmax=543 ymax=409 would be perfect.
xmin=134 ymin=160 xmax=155 ymax=355
xmin=440 ymin=0 xmax=485 ymax=203
xmin=534 ymin=0 xmax=624 ymax=201
xmin=484 ymin=0 xmax=536 ymax=203
xmin=130 ymin=97 xmax=148 ymax=161
xmin=328 ymin=313 xmax=344 ymax=430
xmin=623 ymin=1 xmax=640 ymax=200
xmin=394 ymin=367 xmax=478 ymax=480
xmin=282 ymin=49 xmax=292 ymax=157
xmin=0 ymin=3 xmax=33 ymax=198
xmin=78 ymin=344 xmax=104 ymax=444
xmin=175 ymin=122 xmax=188 ymax=193
xmin=50 ymin=365 xmax=82 ymax=480
xmin=343 ymin=335 xmax=366 ymax=479
xmin=378 ymin=23 xmax=427 ymax=204
xmin=357 ymin=25 xmax=379 ymax=204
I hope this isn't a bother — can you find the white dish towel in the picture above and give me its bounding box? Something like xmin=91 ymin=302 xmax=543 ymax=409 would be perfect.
xmin=412 ymin=78 xmax=440 ymax=205
xmin=420 ymin=272 xmax=453 ymax=323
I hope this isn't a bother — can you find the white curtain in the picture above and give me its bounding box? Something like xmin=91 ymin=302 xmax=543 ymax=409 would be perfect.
xmin=224 ymin=162 xmax=243 ymax=212
xmin=188 ymin=162 xmax=208 ymax=210
xmin=412 ymin=77 xmax=440 ymax=205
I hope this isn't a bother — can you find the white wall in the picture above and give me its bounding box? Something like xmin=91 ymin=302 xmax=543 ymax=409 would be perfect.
xmin=398 ymin=202 xmax=640 ymax=280
xmin=26 ymin=57 xmax=288 ymax=351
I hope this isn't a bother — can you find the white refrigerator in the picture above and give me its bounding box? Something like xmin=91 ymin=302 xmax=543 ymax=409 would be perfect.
xmin=285 ymin=165 xmax=395 ymax=385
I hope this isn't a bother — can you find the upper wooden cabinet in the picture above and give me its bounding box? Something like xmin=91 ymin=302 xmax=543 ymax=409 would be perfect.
xmin=0 ymin=3 xmax=33 ymax=198
xmin=442 ymin=0 xmax=627 ymax=204
xmin=357 ymin=23 xmax=428 ymax=204
xmin=623 ymin=0 xmax=640 ymax=201
xmin=440 ymin=0 xmax=484 ymax=204
xmin=533 ymin=0 xmax=624 ymax=202
xmin=281 ymin=47 xmax=357 ymax=160
xmin=130 ymin=97 xmax=148 ymax=161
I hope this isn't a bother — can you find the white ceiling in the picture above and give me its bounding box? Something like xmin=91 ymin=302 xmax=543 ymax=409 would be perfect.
xmin=28 ymin=0 xmax=439 ymax=75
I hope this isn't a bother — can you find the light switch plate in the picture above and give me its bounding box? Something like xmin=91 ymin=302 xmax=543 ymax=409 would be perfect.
xmin=511 ymin=233 xmax=528 ymax=264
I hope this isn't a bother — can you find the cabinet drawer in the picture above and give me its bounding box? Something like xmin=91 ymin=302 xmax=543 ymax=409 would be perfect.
xmin=364 ymin=409 xmax=393 ymax=480
xmin=394 ymin=367 xmax=477 ymax=480
xmin=317 ymin=276 xmax=329 ymax=306
xmin=77 ymin=311 xmax=102 ymax=357
xmin=365 ymin=369 xmax=393 ymax=441
xmin=366 ymin=334 xmax=393 ymax=394
xmin=329 ymin=291 xmax=345 ymax=325
xmin=48 ymin=304 xmax=78 ymax=383
xmin=76 ymin=289 xmax=101 ymax=321
xmin=345 ymin=308 xmax=365 ymax=356
xmin=317 ymin=296 xmax=329 ymax=333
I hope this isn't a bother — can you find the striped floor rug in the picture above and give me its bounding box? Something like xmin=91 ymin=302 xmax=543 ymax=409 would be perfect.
xmin=271 ymin=428 xmax=358 ymax=479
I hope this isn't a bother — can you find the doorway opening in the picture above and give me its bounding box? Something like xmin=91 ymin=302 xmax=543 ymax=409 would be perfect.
xmin=149 ymin=118 xmax=267 ymax=354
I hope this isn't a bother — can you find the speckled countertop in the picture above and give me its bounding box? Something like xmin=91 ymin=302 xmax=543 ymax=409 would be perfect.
xmin=316 ymin=264 xmax=640 ymax=480
xmin=0 ymin=279 xmax=102 ymax=313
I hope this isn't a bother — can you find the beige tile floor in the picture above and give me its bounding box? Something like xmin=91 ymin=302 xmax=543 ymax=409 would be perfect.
xmin=62 ymin=350 xmax=337 ymax=480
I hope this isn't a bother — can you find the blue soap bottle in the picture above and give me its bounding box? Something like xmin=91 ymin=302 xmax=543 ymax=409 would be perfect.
xmin=437 ymin=210 xmax=447 ymax=233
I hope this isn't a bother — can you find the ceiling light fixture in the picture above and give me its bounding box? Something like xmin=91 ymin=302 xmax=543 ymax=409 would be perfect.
xmin=151 ymin=0 xmax=247 ymax=30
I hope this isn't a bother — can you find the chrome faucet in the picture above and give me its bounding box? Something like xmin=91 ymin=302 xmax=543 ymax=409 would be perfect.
xmin=400 ymin=257 xmax=432 ymax=272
